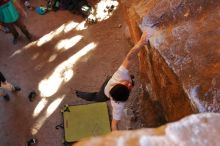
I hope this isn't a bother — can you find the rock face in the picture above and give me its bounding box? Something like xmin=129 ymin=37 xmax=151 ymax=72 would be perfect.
xmin=74 ymin=113 xmax=220 ymax=146
xmin=122 ymin=0 xmax=220 ymax=123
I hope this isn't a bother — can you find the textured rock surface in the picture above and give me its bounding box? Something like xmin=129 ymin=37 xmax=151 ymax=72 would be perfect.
xmin=74 ymin=113 xmax=220 ymax=146
xmin=122 ymin=0 xmax=220 ymax=122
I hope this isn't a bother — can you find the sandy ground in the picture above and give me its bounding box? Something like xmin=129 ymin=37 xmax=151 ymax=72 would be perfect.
xmin=0 ymin=1 xmax=143 ymax=145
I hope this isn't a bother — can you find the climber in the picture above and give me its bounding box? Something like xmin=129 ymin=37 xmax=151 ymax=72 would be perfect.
xmin=75 ymin=31 xmax=151 ymax=131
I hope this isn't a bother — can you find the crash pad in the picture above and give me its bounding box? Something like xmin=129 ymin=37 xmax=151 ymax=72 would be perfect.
xmin=63 ymin=102 xmax=111 ymax=142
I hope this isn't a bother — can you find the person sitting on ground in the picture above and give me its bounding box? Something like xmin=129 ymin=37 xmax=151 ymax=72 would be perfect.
xmin=75 ymin=31 xmax=151 ymax=131
xmin=60 ymin=0 xmax=96 ymax=23
xmin=0 ymin=72 xmax=21 ymax=101
xmin=0 ymin=0 xmax=33 ymax=44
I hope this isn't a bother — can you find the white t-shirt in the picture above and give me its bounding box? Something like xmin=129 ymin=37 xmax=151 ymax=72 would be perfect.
xmin=104 ymin=66 xmax=131 ymax=120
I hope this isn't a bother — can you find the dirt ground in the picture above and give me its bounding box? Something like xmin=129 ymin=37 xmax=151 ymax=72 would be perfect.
xmin=0 ymin=1 xmax=144 ymax=146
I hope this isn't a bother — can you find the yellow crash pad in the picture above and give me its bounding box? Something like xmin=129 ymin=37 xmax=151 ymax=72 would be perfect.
xmin=63 ymin=102 xmax=111 ymax=142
